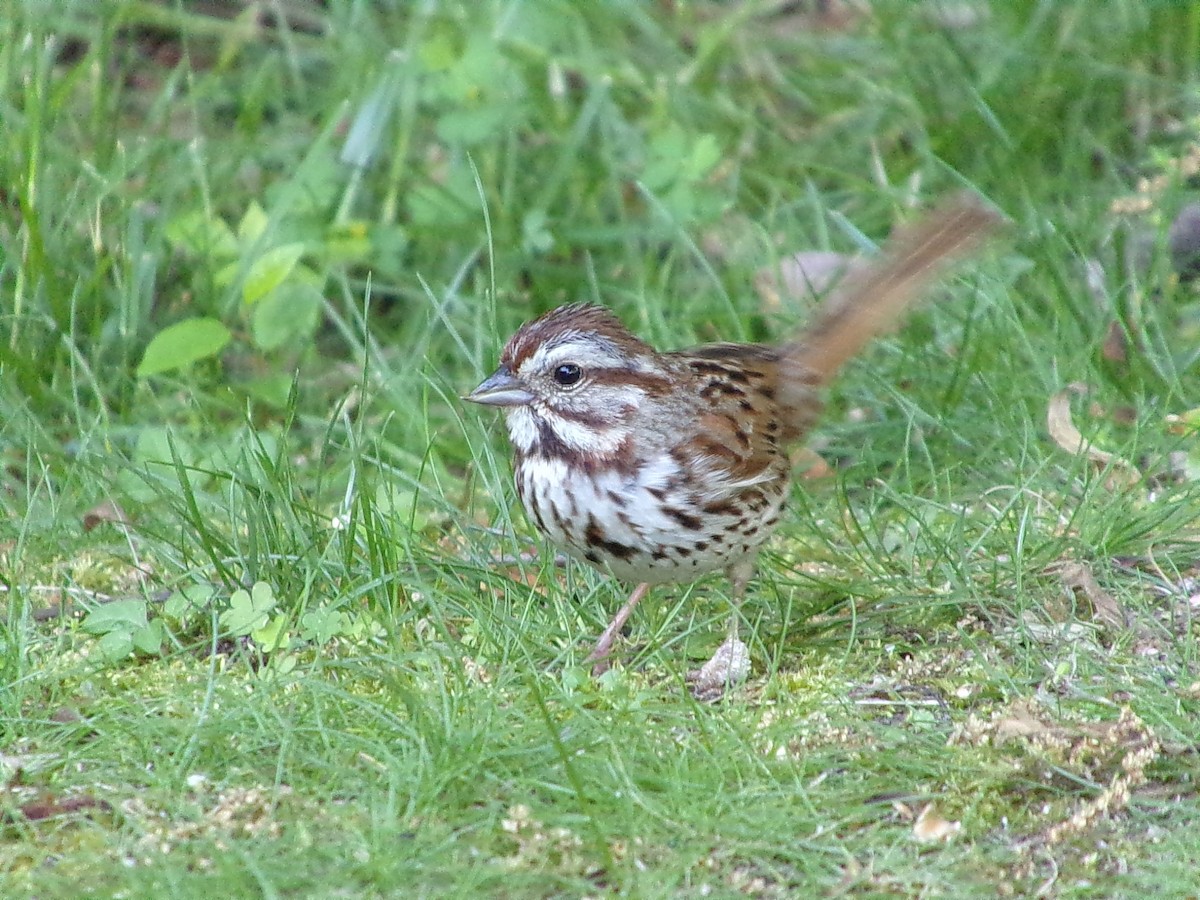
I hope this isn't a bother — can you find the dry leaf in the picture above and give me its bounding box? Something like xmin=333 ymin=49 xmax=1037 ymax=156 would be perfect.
xmin=82 ymin=499 xmax=131 ymax=532
xmin=1049 ymin=560 xmax=1128 ymax=632
xmin=18 ymin=793 xmax=111 ymax=821
xmin=1168 ymin=202 xmax=1200 ymax=280
xmin=912 ymin=803 xmax=961 ymax=843
xmin=759 ymin=0 xmax=865 ymax=35
xmin=1046 ymin=384 xmax=1141 ymax=487
xmin=1101 ymin=320 xmax=1128 ymax=365
xmin=1165 ymin=407 xmax=1200 ymax=436
xmin=755 ymin=252 xmax=860 ymax=310
xmin=792 ymin=446 xmax=834 ymax=481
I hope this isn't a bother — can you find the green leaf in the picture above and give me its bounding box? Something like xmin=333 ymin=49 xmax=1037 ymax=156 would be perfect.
xmin=96 ymin=630 xmax=134 ymax=663
xmin=324 ymin=221 xmax=374 ymax=265
xmin=137 ymin=318 xmax=232 ymax=377
xmin=220 ymin=582 xmax=277 ymax=636
xmin=683 ymin=133 xmax=721 ymax=181
xmin=237 ymin=202 xmax=269 ymax=242
xmin=164 ymin=584 xmax=218 ymax=619
xmin=132 ymin=620 xmax=166 ymax=655
xmin=436 ymin=104 xmax=515 ymax=145
xmin=243 ymin=243 xmax=306 ymax=306
xmin=239 ymin=373 xmax=296 ymax=409
xmin=252 ymin=614 xmax=291 ymax=652
xmin=418 ymin=30 xmax=460 ymax=71
xmin=251 ymin=280 xmax=323 ymax=351
xmin=164 ymin=210 xmax=238 ymax=258
xmin=268 ymin=652 xmax=298 ymax=677
xmin=406 ymin=165 xmax=477 ymax=229
xmin=215 ymin=260 xmax=239 ymax=290
xmin=83 ymin=599 xmax=148 ymax=635
xmin=367 ymin=225 xmax=409 ymax=280
xmin=300 ymin=607 xmax=349 ymax=644
xmin=521 ymin=210 xmax=554 ymax=255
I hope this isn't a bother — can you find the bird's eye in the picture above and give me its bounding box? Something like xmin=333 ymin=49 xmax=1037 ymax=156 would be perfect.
xmin=552 ymin=363 xmax=582 ymax=387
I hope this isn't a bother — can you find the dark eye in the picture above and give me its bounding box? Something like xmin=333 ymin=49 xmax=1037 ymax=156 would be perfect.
xmin=552 ymin=363 xmax=582 ymax=386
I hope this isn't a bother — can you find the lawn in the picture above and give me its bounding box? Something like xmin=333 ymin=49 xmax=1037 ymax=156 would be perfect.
xmin=2 ymin=1 xmax=1199 ymax=896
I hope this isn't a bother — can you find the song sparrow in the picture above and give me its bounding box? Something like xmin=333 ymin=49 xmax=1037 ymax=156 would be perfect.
xmin=467 ymin=194 xmax=1001 ymax=698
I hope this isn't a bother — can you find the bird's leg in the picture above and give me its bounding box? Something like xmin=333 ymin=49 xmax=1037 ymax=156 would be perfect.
xmin=686 ymin=559 xmax=754 ymax=701
xmin=586 ymin=581 xmax=650 ymax=676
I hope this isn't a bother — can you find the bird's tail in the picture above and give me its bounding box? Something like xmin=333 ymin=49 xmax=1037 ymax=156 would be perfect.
xmin=777 ymin=193 xmax=1003 ymax=424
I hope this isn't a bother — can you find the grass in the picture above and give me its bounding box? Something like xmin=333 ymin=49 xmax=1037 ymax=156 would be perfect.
xmin=2 ymin=0 xmax=1200 ymax=896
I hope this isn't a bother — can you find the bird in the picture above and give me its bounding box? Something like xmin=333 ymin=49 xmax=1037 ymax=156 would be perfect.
xmin=466 ymin=194 xmax=1001 ymax=698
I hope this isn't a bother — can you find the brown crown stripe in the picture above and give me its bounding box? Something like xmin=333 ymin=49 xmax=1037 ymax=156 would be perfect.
xmin=504 ymin=303 xmax=655 ymax=367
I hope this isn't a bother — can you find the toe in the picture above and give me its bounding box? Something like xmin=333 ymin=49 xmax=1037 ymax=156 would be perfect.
xmin=686 ymin=637 xmax=751 ymax=701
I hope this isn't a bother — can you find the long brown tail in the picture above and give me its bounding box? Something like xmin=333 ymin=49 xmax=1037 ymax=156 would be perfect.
xmin=776 ymin=193 xmax=1003 ymax=423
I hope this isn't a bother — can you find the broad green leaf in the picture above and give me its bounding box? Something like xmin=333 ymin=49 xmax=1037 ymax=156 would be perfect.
xmin=215 ymin=260 xmax=239 ymax=289
xmin=240 ymin=373 xmax=296 ymax=409
xmin=324 ymin=221 xmax=373 ymax=265
xmin=418 ymin=31 xmax=459 ymax=71
xmin=251 ymin=280 xmax=322 ymax=351
xmin=268 ymin=652 xmax=298 ymax=676
xmin=134 ymin=426 xmax=198 ymax=471
xmin=300 ymin=608 xmax=349 ymax=644
xmin=252 ymin=614 xmax=291 ymax=652
xmin=684 ymin=133 xmax=721 ymax=181
xmin=164 ymin=210 xmax=238 ymax=258
xmin=521 ymin=210 xmax=554 ymax=255
xmin=243 ymin=243 xmax=306 ymax=306
xmin=237 ymin=202 xmax=269 ymax=242
xmin=97 ymin=630 xmax=134 ymax=662
xmin=83 ymin=599 xmax=148 ymax=635
xmin=164 ymin=584 xmax=218 ymax=619
xmin=436 ymin=104 xmax=514 ymax=145
xmin=220 ymin=582 xmax=277 ymax=636
xmin=137 ymin=318 xmax=231 ymax=377
xmin=132 ymin=620 xmax=166 ymax=655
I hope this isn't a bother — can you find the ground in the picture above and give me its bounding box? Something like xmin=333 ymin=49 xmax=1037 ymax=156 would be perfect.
xmin=2 ymin=1 xmax=1199 ymax=896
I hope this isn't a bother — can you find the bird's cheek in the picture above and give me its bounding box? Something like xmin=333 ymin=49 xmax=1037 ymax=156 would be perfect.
xmin=504 ymin=406 xmax=541 ymax=454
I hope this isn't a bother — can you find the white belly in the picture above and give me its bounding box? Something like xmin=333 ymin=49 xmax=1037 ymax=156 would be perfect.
xmin=514 ymin=453 xmax=786 ymax=584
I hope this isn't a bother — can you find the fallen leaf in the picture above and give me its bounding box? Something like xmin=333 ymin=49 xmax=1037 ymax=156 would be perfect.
xmin=912 ymin=803 xmax=961 ymax=843
xmin=756 ymin=0 xmax=865 ymax=35
xmin=792 ymin=446 xmax=834 ymax=480
xmin=18 ymin=794 xmax=111 ymax=821
xmin=1168 ymin=202 xmax=1200 ymax=280
xmin=926 ymin=2 xmax=990 ymax=29
xmin=82 ymin=499 xmax=131 ymax=532
xmin=1101 ymin=321 xmax=1128 ymax=365
xmin=1165 ymin=407 xmax=1200 ymax=436
xmin=1049 ymin=560 xmax=1128 ymax=632
xmin=1046 ymin=384 xmax=1141 ymax=487
xmin=1015 ymin=610 xmax=1098 ymax=647
xmin=755 ymin=251 xmax=860 ymax=310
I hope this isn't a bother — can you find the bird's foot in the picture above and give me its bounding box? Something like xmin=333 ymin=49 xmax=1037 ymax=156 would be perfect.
xmin=685 ymin=636 xmax=751 ymax=702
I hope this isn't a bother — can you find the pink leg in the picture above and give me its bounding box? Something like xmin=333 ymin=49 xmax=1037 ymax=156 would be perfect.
xmin=585 ymin=582 xmax=650 ymax=676
xmin=686 ymin=559 xmax=754 ymax=700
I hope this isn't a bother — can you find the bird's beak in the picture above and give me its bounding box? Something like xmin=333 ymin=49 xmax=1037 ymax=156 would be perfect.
xmin=464 ymin=365 xmax=534 ymax=407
